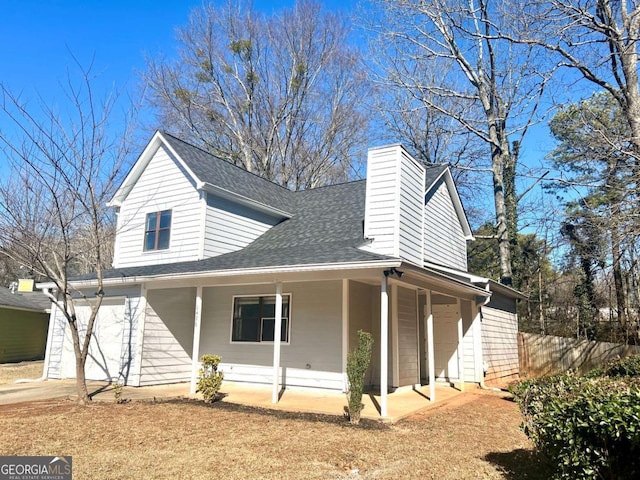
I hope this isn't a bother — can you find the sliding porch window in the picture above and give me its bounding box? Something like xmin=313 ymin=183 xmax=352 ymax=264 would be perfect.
xmin=232 ymin=295 xmax=290 ymax=343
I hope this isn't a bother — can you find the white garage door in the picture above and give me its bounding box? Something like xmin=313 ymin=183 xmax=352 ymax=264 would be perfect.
xmin=61 ymin=298 xmax=126 ymax=382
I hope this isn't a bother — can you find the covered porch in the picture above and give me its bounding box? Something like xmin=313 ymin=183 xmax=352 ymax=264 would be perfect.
xmin=166 ymin=262 xmax=492 ymax=419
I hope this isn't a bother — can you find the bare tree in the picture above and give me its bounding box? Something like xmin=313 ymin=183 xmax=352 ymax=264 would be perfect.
xmin=0 ymin=64 xmax=136 ymax=404
xmin=367 ymin=0 xmax=551 ymax=285
xmin=374 ymin=69 xmax=491 ymax=212
xmin=513 ymin=0 xmax=640 ymax=158
xmin=145 ymin=0 xmax=373 ymax=190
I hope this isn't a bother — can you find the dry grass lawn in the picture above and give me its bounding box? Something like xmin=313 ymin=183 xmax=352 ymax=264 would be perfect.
xmin=0 ymin=391 xmax=550 ymax=479
xmin=0 ymin=361 xmax=43 ymax=385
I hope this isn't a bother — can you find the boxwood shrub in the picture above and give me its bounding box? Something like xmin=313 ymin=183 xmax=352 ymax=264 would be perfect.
xmin=512 ymin=371 xmax=640 ymax=479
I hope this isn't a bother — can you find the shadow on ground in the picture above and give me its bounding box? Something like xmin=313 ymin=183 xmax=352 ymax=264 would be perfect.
xmin=159 ymin=397 xmax=390 ymax=430
xmin=485 ymin=449 xmax=552 ymax=479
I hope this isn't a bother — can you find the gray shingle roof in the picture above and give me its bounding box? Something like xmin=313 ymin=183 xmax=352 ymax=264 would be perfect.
xmin=162 ymin=132 xmax=293 ymax=213
xmin=0 ymin=287 xmax=50 ymax=312
xmin=87 ymin=136 xmax=455 ymax=282
xmin=95 ymin=179 xmax=390 ymax=280
xmin=425 ymin=164 xmax=448 ymax=191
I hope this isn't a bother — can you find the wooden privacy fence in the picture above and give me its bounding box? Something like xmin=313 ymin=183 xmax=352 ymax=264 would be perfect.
xmin=519 ymin=332 xmax=640 ymax=377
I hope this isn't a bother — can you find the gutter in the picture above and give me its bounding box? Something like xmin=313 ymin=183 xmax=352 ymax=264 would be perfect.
xmin=37 ymin=259 xmax=403 ymax=289
xmin=401 ymin=262 xmax=492 ymax=298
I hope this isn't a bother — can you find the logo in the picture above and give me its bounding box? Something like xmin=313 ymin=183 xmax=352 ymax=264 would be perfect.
xmin=0 ymin=456 xmax=72 ymax=480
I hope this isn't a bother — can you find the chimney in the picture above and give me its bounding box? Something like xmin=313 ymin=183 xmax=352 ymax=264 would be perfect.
xmin=362 ymin=145 xmax=425 ymax=266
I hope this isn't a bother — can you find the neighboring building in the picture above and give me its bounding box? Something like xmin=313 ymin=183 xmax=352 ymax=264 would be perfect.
xmin=41 ymin=131 xmax=522 ymax=416
xmin=0 ymin=283 xmax=51 ymax=363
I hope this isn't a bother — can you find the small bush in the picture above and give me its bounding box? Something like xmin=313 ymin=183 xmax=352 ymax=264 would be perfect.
xmin=346 ymin=330 xmax=373 ymax=425
xmin=512 ymin=373 xmax=640 ymax=479
xmin=113 ymin=382 xmax=125 ymax=404
xmin=196 ymin=354 xmax=224 ymax=403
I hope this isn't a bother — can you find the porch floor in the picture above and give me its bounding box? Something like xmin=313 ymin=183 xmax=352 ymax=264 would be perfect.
xmin=215 ymin=381 xmax=466 ymax=422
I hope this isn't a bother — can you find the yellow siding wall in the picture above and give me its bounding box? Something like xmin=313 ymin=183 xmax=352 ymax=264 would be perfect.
xmin=0 ymin=308 xmax=48 ymax=363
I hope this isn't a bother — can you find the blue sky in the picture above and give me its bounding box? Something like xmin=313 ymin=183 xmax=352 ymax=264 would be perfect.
xmin=0 ymin=0 xmax=552 ymax=188
xmin=0 ymin=1 xmax=355 ymax=99
xmin=0 ymin=1 xmax=356 ymax=113
xmin=0 ymin=0 xmax=357 ymax=173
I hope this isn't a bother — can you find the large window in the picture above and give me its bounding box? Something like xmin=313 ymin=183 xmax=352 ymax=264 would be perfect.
xmin=232 ymin=295 xmax=290 ymax=343
xmin=144 ymin=210 xmax=172 ymax=251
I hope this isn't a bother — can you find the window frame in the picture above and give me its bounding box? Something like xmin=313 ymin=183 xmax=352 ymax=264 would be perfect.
xmin=143 ymin=209 xmax=172 ymax=252
xmin=230 ymin=293 xmax=292 ymax=345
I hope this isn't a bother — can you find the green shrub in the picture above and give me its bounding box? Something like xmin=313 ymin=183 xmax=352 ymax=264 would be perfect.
xmin=512 ymin=373 xmax=640 ymax=479
xmin=196 ymin=354 xmax=224 ymax=403
xmin=346 ymin=330 xmax=373 ymax=425
xmin=584 ymin=354 xmax=640 ymax=379
xmin=602 ymin=354 xmax=640 ymax=378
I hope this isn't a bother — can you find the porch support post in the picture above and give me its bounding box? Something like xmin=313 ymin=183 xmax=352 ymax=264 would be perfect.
xmin=457 ymin=298 xmax=465 ymax=392
xmin=189 ymin=286 xmax=203 ymax=394
xmin=380 ymin=273 xmax=389 ymax=418
xmin=426 ymin=290 xmax=435 ymax=402
xmin=272 ymin=282 xmax=283 ymax=404
xmin=391 ymin=283 xmax=399 ymax=387
xmin=342 ymin=279 xmax=349 ymax=392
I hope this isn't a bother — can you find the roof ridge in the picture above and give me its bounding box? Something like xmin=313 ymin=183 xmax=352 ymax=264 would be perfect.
xmin=161 ymin=131 xmax=292 ymax=193
xmin=294 ymin=178 xmax=366 ymax=195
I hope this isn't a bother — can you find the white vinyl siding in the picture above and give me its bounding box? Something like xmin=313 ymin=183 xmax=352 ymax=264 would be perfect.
xmin=45 ymin=306 xmax=66 ymax=379
xmin=363 ymin=148 xmax=399 ymax=256
xmin=481 ymin=294 xmax=519 ymax=386
xmin=398 ymin=152 xmax=425 ymax=265
xmin=397 ymin=286 xmax=418 ymax=386
xmin=348 ymin=281 xmax=377 ymax=387
xmin=0 ymin=309 xmax=48 ymax=363
xmin=199 ymin=281 xmax=344 ymax=390
xmin=461 ymin=300 xmax=476 ymax=382
xmin=114 ymin=145 xmax=202 ymax=267
xmin=139 ymin=288 xmax=195 ymax=386
xmin=203 ymin=194 xmax=280 ymax=258
xmin=424 ymin=180 xmax=468 ymax=270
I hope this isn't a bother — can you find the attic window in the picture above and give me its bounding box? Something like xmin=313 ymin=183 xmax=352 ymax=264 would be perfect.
xmin=144 ymin=210 xmax=172 ymax=251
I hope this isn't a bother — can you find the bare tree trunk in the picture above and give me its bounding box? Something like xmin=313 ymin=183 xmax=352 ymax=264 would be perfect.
xmin=611 ymin=220 xmax=628 ymax=331
xmin=487 ymin=118 xmax=514 ymax=285
xmin=538 ymin=267 xmax=545 ymax=334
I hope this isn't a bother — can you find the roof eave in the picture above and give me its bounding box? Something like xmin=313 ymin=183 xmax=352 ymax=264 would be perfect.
xmin=442 ymin=170 xmax=473 ymax=239
xmin=486 ymin=279 xmax=529 ymax=300
xmin=108 ymin=131 xmax=203 ymax=207
xmin=200 ymin=182 xmax=293 ymax=218
xmin=36 ymin=258 xmax=403 ymax=289
xmin=401 ymin=262 xmax=492 ymax=298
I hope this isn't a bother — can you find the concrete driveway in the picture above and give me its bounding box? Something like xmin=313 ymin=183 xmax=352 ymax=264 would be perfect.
xmin=0 ymin=379 xmax=192 ymax=405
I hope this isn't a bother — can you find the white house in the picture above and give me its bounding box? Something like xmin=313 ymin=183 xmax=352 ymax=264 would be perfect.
xmin=41 ymin=131 xmax=523 ymax=416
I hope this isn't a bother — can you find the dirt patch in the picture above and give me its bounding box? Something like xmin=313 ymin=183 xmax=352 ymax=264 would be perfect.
xmin=0 ymin=361 xmax=43 ymax=385
xmin=0 ymin=390 xmax=550 ymax=479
